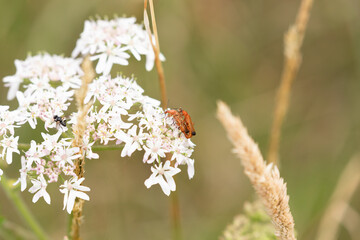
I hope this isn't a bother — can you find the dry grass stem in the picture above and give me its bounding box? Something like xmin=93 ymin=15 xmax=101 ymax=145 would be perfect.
xmin=267 ymin=0 xmax=314 ymax=164
xmin=144 ymin=2 xmax=182 ymax=239
xmin=315 ymin=155 xmax=360 ymax=240
xmin=217 ymin=101 xmax=296 ymax=240
xmin=144 ymin=0 xmax=168 ymax=109
xmin=71 ymin=56 xmax=95 ymax=240
xmin=342 ymin=205 xmax=360 ymax=239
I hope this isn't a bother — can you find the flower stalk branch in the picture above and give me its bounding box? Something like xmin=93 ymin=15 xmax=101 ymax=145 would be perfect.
xmin=91 ymin=144 xmax=124 ymax=151
xmin=170 ymin=189 xmax=182 ymax=240
xmin=18 ymin=143 xmax=30 ymax=151
xmin=18 ymin=143 xmax=124 ymax=152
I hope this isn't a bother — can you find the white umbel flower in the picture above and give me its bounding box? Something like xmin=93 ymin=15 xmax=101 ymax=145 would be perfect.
xmin=3 ymin=53 xmax=83 ymax=100
xmin=144 ymin=161 xmax=181 ymax=196
xmin=13 ymin=156 xmax=28 ymax=191
xmin=1 ymin=135 xmax=19 ymax=164
xmin=28 ymin=174 xmax=51 ymax=204
xmin=59 ymin=177 xmax=90 ymax=214
xmin=72 ymin=17 xmax=164 ymax=73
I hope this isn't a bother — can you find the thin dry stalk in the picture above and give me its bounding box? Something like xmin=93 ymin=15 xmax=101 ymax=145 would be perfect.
xmin=144 ymin=0 xmax=168 ymax=109
xmin=217 ymin=101 xmax=296 ymax=240
xmin=267 ymin=0 xmax=314 ymax=164
xmin=144 ymin=2 xmax=182 ymax=239
xmin=342 ymin=205 xmax=360 ymax=240
xmin=70 ymin=56 xmax=95 ymax=240
xmin=315 ymin=155 xmax=360 ymax=240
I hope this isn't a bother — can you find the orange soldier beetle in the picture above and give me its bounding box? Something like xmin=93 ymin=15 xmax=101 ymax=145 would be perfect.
xmin=165 ymin=108 xmax=196 ymax=139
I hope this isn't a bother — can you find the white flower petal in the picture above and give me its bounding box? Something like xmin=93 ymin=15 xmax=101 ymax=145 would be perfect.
xmin=43 ymin=190 xmax=51 ymax=204
xmin=164 ymin=173 xmax=176 ymax=191
xmin=67 ymin=191 xmax=76 ymax=214
xmin=187 ymin=159 xmax=195 ymax=179
xmin=74 ymin=191 xmax=90 ymax=201
xmin=157 ymin=176 xmax=171 ymax=196
xmin=144 ymin=173 xmax=158 ymax=188
xmin=60 ymin=188 xmax=68 ymax=210
xmin=75 ymin=185 xmax=90 ymax=192
xmin=32 ymin=191 xmax=42 ymax=203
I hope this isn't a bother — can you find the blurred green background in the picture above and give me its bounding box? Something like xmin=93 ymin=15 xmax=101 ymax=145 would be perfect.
xmin=1 ymin=0 xmax=360 ymax=239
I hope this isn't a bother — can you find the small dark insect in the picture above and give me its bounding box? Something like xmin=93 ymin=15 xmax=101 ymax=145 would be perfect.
xmin=53 ymin=115 xmax=67 ymax=128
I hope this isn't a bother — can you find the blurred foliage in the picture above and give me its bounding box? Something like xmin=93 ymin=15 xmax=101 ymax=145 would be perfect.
xmin=220 ymin=201 xmax=277 ymax=240
xmin=0 ymin=0 xmax=360 ymax=239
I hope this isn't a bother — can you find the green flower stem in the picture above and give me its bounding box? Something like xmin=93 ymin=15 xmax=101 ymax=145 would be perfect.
xmin=18 ymin=143 xmax=30 ymax=151
xmin=17 ymin=143 xmax=123 ymax=152
xmin=67 ymin=212 xmax=73 ymax=240
xmin=1 ymin=219 xmax=37 ymax=240
xmin=170 ymin=190 xmax=182 ymax=240
xmin=91 ymin=144 xmax=124 ymax=151
xmin=0 ymin=175 xmax=48 ymax=240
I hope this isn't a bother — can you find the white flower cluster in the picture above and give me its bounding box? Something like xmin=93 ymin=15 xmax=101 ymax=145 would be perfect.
xmin=0 ymin=106 xmax=20 ymax=165
xmin=72 ymin=17 xmax=164 ymax=74
xmin=4 ymin=53 xmax=83 ymax=101
xmin=1 ymin=16 xmax=195 ymax=214
xmin=3 ymin=53 xmax=83 ymax=130
xmin=1 ymin=54 xmax=91 ymax=213
xmin=83 ymin=75 xmax=195 ymax=195
xmin=0 ymin=53 xmax=83 ymax=186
